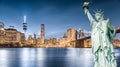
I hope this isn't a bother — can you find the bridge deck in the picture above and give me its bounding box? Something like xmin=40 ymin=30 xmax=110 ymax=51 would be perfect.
xmin=78 ymin=28 xmax=120 ymax=40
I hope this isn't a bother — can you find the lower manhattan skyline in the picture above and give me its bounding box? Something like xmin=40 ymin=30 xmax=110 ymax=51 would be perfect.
xmin=1 ymin=0 xmax=120 ymax=67
xmin=0 ymin=0 xmax=120 ymax=39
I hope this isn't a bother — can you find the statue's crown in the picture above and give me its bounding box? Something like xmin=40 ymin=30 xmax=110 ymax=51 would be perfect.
xmin=94 ymin=9 xmax=104 ymax=16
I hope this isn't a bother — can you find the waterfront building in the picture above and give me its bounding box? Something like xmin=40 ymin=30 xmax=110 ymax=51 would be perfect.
xmin=0 ymin=22 xmax=4 ymax=30
xmin=44 ymin=39 xmax=51 ymax=47
xmin=59 ymin=35 xmax=67 ymax=47
xmin=0 ymin=26 xmax=25 ymax=47
xmin=49 ymin=38 xmax=57 ymax=47
xmin=26 ymin=35 xmax=33 ymax=45
xmin=114 ymin=38 xmax=120 ymax=48
xmin=36 ymin=37 xmax=42 ymax=47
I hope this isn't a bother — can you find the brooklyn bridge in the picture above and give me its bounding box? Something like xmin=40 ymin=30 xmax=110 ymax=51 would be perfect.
xmin=75 ymin=27 xmax=120 ymax=47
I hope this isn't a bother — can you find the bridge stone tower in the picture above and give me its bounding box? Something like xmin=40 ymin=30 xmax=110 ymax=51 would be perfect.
xmin=76 ymin=29 xmax=85 ymax=39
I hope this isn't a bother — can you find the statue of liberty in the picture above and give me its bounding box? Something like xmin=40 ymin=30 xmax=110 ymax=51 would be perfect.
xmin=83 ymin=2 xmax=117 ymax=67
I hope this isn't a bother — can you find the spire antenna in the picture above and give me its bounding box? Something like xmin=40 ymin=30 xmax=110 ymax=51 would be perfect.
xmin=24 ymin=15 xmax=26 ymax=23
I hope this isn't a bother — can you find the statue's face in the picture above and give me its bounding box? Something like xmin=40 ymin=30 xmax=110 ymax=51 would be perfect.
xmin=95 ymin=13 xmax=103 ymax=21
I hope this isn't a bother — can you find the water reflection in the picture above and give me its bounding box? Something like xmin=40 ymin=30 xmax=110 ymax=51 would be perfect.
xmin=0 ymin=50 xmax=9 ymax=67
xmin=66 ymin=48 xmax=93 ymax=67
xmin=19 ymin=48 xmax=45 ymax=67
xmin=0 ymin=48 xmax=120 ymax=67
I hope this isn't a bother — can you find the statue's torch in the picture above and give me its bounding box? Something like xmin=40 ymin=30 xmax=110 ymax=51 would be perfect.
xmin=83 ymin=2 xmax=89 ymax=9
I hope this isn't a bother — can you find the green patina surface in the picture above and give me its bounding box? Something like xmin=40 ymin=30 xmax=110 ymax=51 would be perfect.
xmin=83 ymin=2 xmax=117 ymax=67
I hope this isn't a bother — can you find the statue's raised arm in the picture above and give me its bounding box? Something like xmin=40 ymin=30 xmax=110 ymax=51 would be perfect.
xmin=83 ymin=2 xmax=96 ymax=24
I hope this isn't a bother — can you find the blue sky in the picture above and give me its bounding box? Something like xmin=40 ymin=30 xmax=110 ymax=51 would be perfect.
xmin=0 ymin=0 xmax=120 ymax=39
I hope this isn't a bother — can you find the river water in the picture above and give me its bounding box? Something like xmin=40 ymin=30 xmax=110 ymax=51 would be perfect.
xmin=0 ymin=48 xmax=120 ymax=67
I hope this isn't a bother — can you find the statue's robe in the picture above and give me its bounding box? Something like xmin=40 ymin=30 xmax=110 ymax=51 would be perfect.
xmin=90 ymin=19 xmax=117 ymax=67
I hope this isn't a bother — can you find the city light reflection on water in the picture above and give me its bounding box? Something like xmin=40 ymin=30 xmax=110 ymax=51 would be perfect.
xmin=0 ymin=48 xmax=120 ymax=67
xmin=0 ymin=50 xmax=8 ymax=67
